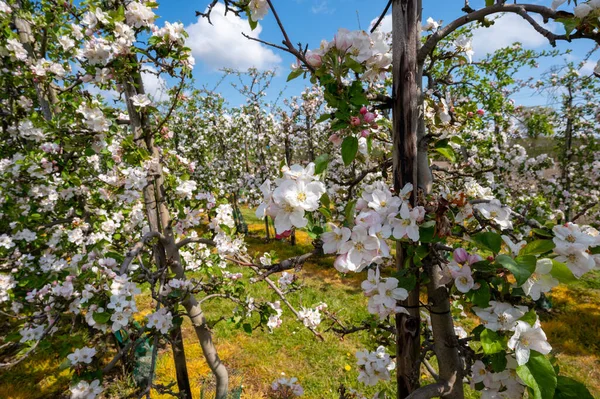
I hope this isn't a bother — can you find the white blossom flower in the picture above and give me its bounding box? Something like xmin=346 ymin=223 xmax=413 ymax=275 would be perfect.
xmin=422 ymin=17 xmax=439 ymax=31
xmin=321 ymin=223 xmax=351 ymax=254
xmin=338 ymin=226 xmax=379 ymax=272
xmin=474 ymin=200 xmax=513 ymax=230
xmin=67 ymin=347 xmax=97 ymax=365
xmin=70 ymin=379 xmax=103 ymax=399
xmin=356 ymin=346 xmax=395 ymax=386
xmin=508 ymin=321 xmax=552 ymax=365
xmin=131 ymin=94 xmax=152 ymax=107
xmin=522 ymin=259 xmax=559 ymax=300
xmin=249 ymin=0 xmax=269 ymax=21
xmin=147 ymin=308 xmax=173 ymax=334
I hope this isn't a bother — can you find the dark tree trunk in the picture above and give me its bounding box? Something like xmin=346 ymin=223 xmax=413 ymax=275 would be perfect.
xmin=392 ymin=1 xmax=422 ymax=397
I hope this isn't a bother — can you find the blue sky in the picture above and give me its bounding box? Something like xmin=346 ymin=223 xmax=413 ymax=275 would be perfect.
xmin=148 ymin=0 xmax=598 ymax=108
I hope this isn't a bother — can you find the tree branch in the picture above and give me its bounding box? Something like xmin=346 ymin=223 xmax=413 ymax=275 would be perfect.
xmin=405 ymin=380 xmax=451 ymax=399
xmin=120 ymin=232 xmax=165 ymax=274
xmin=419 ymin=4 xmax=599 ymax=63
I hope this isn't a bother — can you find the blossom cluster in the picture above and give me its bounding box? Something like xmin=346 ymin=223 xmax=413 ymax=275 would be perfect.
xmin=304 ymin=28 xmax=392 ymax=83
xmin=322 ymin=182 xmax=425 ymax=273
xmin=471 ymin=357 xmax=525 ymax=399
xmin=361 ymin=268 xmax=408 ymax=320
xmin=256 ymin=163 xmax=326 ymax=234
xmin=552 ymin=223 xmax=600 ymax=278
xmin=355 ymin=346 xmax=396 ymax=386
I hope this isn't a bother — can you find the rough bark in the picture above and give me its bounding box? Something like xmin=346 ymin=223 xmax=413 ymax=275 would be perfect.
xmin=426 ymin=263 xmax=464 ymax=399
xmin=123 ymin=60 xmax=229 ymax=398
xmin=392 ymin=1 xmax=422 ymax=397
xmin=122 ymin=75 xmax=194 ymax=399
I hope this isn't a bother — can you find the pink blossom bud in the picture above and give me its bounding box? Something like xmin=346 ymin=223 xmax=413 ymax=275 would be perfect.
xmin=467 ymin=112 xmax=474 ymax=118
xmin=453 ymin=248 xmax=469 ymax=264
xmin=355 ymin=198 xmax=368 ymax=211
xmin=329 ymin=133 xmax=343 ymax=146
xmin=350 ymin=116 xmax=361 ymax=126
xmin=476 ymin=109 xmax=485 ymax=116
xmin=467 ymin=253 xmax=482 ymax=265
xmin=360 ymin=130 xmax=370 ymax=138
xmin=364 ymin=112 xmax=376 ymax=123
xmin=305 ymin=51 xmax=322 ymax=67
xmin=359 ymin=106 xmax=368 ymax=115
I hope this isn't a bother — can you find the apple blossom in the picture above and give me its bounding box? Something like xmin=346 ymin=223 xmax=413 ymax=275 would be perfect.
xmin=508 ymin=321 xmax=552 ymax=365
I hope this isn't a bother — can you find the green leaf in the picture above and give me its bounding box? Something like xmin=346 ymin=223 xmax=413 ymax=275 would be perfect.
xmin=550 ymin=260 xmax=576 ymax=284
xmin=314 ymin=154 xmax=329 ymax=174
xmin=554 ymin=376 xmax=594 ymax=399
xmin=485 ymin=0 xmax=495 ymax=6
xmin=434 ymin=140 xmax=457 ymax=163
xmin=320 ymin=192 xmax=331 ymax=209
xmin=489 ymin=351 xmax=508 ymax=372
xmin=418 ymin=221 xmax=436 ymax=243
xmin=471 ymin=260 xmax=497 ymax=272
xmin=472 ymin=232 xmax=502 ymax=253
xmin=248 ymin=15 xmax=258 ymax=30
xmin=58 ymin=358 xmax=72 ymax=371
xmin=556 ymin=17 xmax=579 ymax=38
xmin=318 ymin=207 xmax=331 ymax=219
xmin=519 ymin=309 xmax=538 ymax=326
xmin=344 ymin=199 xmax=357 ymax=225
xmin=480 ymin=329 xmax=506 ymax=354
xmin=467 ymin=280 xmax=491 ymax=307
xmin=316 ymin=113 xmax=331 ymax=123
xmin=345 ymin=56 xmax=364 ymax=74
xmin=519 ymin=240 xmax=555 ymax=256
xmin=341 ymin=136 xmax=359 ymax=166
xmin=92 ymin=312 xmax=111 ymax=325
xmin=242 ymin=323 xmax=252 ymax=334
xmin=532 ymin=228 xmax=553 ymax=238
xmin=517 ymin=351 xmax=557 ymax=399
xmin=287 ymin=68 xmax=303 ymax=82
xmin=396 ymin=273 xmax=417 ymax=291
xmin=496 ymin=254 xmax=536 ymax=286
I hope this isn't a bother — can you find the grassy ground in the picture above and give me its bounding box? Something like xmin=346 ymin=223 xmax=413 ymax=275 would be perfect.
xmin=1 ymin=208 xmax=599 ymax=398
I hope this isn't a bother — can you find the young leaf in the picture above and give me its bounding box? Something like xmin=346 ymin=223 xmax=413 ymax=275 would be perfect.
xmin=480 ymin=329 xmax=506 ymax=354
xmin=516 ymin=351 xmax=557 ymax=399
xmin=554 ymin=376 xmax=594 ymax=399
xmin=341 ymin=136 xmax=359 ymax=166
xmin=472 ymin=232 xmax=502 ymax=253
xmin=519 ymin=240 xmax=555 ymax=256
xmin=467 ymin=280 xmax=491 ymax=307
xmin=550 ymin=260 xmax=576 ymax=284
xmin=496 ymin=254 xmax=536 ymax=286
xmin=314 ymin=153 xmax=329 ymax=174
xmin=287 ymin=68 xmax=304 ymax=82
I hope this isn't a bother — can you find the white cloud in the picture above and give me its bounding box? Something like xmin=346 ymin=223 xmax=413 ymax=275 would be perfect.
xmin=312 ymin=0 xmax=335 ymax=14
xmin=471 ymin=13 xmax=556 ymax=57
xmin=579 ymin=60 xmax=597 ymax=75
xmin=141 ymin=66 xmax=167 ymax=102
xmin=369 ymin=13 xmax=555 ymax=58
xmin=369 ymin=14 xmax=392 ymax=33
xmin=185 ymin=2 xmax=281 ymax=71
